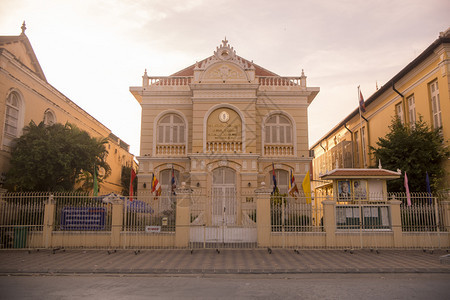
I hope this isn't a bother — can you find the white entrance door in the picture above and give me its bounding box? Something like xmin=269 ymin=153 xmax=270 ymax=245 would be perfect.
xmin=212 ymin=167 xmax=236 ymax=225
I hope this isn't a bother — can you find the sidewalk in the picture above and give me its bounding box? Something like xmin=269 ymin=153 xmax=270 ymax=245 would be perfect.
xmin=0 ymin=249 xmax=449 ymax=275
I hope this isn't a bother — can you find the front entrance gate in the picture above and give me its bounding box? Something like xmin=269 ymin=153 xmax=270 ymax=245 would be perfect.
xmin=190 ymin=167 xmax=257 ymax=248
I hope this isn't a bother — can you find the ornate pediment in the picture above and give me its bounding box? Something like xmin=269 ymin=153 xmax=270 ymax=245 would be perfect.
xmin=194 ymin=38 xmax=255 ymax=83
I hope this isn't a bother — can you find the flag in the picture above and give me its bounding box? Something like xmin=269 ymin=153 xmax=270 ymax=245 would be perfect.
xmin=93 ymin=165 xmax=98 ymax=197
xmin=404 ymin=172 xmax=411 ymax=206
xmin=129 ymin=168 xmax=136 ymax=201
xmin=271 ymin=163 xmax=278 ymax=195
xmin=426 ymin=172 xmax=432 ymax=204
xmin=302 ymin=170 xmax=311 ymax=204
xmin=358 ymin=87 xmax=366 ymax=113
xmin=171 ymin=166 xmax=176 ymax=196
xmin=151 ymin=173 xmax=161 ymax=196
xmin=288 ymin=170 xmax=299 ymax=197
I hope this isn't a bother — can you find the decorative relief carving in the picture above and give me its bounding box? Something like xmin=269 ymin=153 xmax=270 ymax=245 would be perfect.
xmin=203 ymin=64 xmax=246 ymax=81
xmin=218 ymin=160 xmax=228 ymax=167
xmin=207 ymin=108 xmax=242 ymax=142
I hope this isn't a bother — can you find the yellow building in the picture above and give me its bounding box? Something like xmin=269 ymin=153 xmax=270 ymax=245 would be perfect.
xmin=130 ymin=39 xmax=319 ymax=225
xmin=0 ymin=23 xmax=135 ymax=193
xmin=311 ymin=28 xmax=450 ymax=194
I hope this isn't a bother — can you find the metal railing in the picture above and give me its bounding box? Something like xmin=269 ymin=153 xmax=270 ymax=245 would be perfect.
xmin=0 ymin=192 xmax=46 ymax=249
xmin=0 ymin=191 xmax=448 ymax=250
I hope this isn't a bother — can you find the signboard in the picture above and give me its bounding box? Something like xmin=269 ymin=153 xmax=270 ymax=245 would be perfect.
xmin=207 ymin=109 xmax=242 ymax=142
xmin=145 ymin=226 xmax=161 ymax=233
xmin=60 ymin=207 xmax=106 ymax=230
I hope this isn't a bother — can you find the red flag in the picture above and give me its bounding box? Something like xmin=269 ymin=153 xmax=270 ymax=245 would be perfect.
xmin=151 ymin=173 xmax=161 ymax=196
xmin=359 ymin=88 xmax=366 ymax=113
xmin=129 ymin=168 xmax=136 ymax=201
xmin=404 ymin=172 xmax=411 ymax=206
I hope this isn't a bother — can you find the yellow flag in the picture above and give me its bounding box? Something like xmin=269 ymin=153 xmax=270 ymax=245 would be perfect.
xmin=302 ymin=170 xmax=311 ymax=204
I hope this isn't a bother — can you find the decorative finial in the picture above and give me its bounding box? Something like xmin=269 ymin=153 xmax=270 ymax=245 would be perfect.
xmin=376 ymin=81 xmax=379 ymax=91
xmin=222 ymin=37 xmax=228 ymax=46
xmin=301 ymin=69 xmax=305 ymax=77
xmin=378 ymin=159 xmax=382 ymax=169
xmin=21 ymin=21 xmax=27 ymax=35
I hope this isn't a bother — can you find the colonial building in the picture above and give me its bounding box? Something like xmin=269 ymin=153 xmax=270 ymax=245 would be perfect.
xmin=310 ymin=28 xmax=450 ymax=195
xmin=130 ymin=39 xmax=319 ymax=225
xmin=0 ymin=23 xmax=135 ymax=193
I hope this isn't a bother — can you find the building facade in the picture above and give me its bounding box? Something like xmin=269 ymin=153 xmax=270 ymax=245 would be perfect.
xmin=0 ymin=23 xmax=134 ymax=194
xmin=310 ymin=28 xmax=450 ymax=194
xmin=130 ymin=39 xmax=319 ymax=225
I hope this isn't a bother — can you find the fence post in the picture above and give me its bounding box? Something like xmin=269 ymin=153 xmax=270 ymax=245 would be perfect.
xmin=111 ymin=201 xmax=124 ymax=248
xmin=43 ymin=196 xmax=56 ymax=249
xmin=389 ymin=199 xmax=402 ymax=248
xmin=175 ymin=183 xmax=191 ymax=248
xmin=441 ymin=201 xmax=450 ymax=233
xmin=256 ymin=184 xmax=271 ymax=247
xmin=322 ymin=199 xmax=336 ymax=248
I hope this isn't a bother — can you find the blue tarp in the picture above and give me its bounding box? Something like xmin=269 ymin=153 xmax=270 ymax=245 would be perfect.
xmin=126 ymin=200 xmax=154 ymax=214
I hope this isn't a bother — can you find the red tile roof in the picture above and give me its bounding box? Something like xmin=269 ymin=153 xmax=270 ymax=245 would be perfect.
xmin=320 ymin=168 xmax=401 ymax=179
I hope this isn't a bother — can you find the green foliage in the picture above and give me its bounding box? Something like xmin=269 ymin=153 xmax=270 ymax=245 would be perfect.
xmin=371 ymin=117 xmax=449 ymax=192
xmin=270 ymin=190 xmax=287 ymax=205
xmin=121 ymin=165 xmax=137 ymax=195
xmin=5 ymin=121 xmax=110 ymax=192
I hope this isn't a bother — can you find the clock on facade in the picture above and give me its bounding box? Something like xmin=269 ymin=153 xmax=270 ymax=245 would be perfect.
xmin=219 ymin=111 xmax=230 ymax=122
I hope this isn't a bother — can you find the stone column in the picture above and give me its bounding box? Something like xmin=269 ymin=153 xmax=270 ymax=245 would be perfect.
xmin=43 ymin=195 xmax=56 ymax=249
xmin=256 ymin=183 xmax=271 ymax=247
xmin=175 ymin=183 xmax=192 ymax=248
xmin=389 ymin=199 xmax=403 ymax=248
xmin=322 ymin=199 xmax=336 ymax=248
xmin=111 ymin=200 xmax=124 ymax=248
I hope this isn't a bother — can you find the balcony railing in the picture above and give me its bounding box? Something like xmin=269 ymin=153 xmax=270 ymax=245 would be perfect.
xmin=155 ymin=144 xmax=186 ymax=156
xmin=264 ymin=145 xmax=294 ymax=156
xmin=206 ymin=141 xmax=242 ymax=153
xmin=258 ymin=76 xmax=302 ymax=86
xmin=146 ymin=76 xmax=192 ymax=86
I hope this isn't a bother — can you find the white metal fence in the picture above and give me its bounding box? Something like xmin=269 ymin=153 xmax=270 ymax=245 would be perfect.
xmin=0 ymin=191 xmax=448 ymax=250
xmin=0 ymin=193 xmax=46 ymax=249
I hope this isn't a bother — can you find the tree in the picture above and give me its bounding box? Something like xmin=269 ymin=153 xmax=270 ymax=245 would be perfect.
xmin=371 ymin=117 xmax=449 ymax=192
xmin=5 ymin=121 xmax=111 ymax=192
xmin=121 ymin=165 xmax=137 ymax=195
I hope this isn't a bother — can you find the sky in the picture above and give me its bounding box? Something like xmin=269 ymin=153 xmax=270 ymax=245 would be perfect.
xmin=1 ymin=0 xmax=449 ymax=156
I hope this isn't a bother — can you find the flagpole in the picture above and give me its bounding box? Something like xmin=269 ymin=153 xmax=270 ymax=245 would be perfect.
xmin=358 ymin=86 xmax=366 ymax=168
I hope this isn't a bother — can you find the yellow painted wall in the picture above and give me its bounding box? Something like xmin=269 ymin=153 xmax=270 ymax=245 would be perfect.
xmin=0 ymin=36 xmax=134 ymax=194
xmin=311 ymin=34 xmax=450 ymax=190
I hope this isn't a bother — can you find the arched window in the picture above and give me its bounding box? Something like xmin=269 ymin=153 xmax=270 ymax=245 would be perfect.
xmin=43 ymin=109 xmax=56 ymax=125
xmin=3 ymin=91 xmax=24 ymax=147
xmin=269 ymin=169 xmax=289 ymax=194
xmin=265 ymin=114 xmax=292 ymax=144
xmin=213 ymin=167 xmax=236 ymax=185
xmin=157 ymin=114 xmax=185 ymax=144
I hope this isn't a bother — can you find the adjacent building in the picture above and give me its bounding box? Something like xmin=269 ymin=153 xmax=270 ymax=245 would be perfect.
xmin=310 ymin=28 xmax=450 ymax=195
xmin=130 ymin=39 xmax=319 ymax=225
xmin=0 ymin=23 xmax=134 ymax=193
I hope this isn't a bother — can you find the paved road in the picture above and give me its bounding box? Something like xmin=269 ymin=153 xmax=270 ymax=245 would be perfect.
xmin=0 ymin=249 xmax=449 ymax=274
xmin=0 ymin=273 xmax=449 ymax=299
